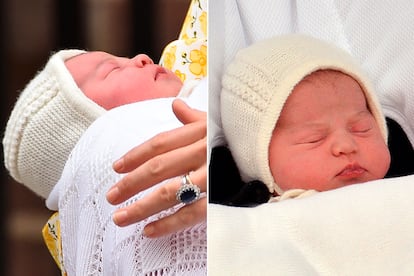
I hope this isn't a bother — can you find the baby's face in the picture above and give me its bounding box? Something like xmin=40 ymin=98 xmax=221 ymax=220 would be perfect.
xmin=65 ymin=52 xmax=183 ymax=109
xmin=269 ymin=70 xmax=390 ymax=192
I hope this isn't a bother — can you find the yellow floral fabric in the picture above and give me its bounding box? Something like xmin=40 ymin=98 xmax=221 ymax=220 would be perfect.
xmin=159 ymin=0 xmax=207 ymax=83
xmin=42 ymin=0 xmax=208 ymax=274
xmin=42 ymin=212 xmax=67 ymax=276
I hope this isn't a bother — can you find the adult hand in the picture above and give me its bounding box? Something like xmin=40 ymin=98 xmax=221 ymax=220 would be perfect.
xmin=106 ymin=99 xmax=207 ymax=238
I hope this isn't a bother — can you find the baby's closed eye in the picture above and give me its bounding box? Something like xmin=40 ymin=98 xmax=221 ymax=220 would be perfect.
xmin=293 ymin=131 xmax=327 ymax=145
xmin=349 ymin=117 xmax=375 ymax=135
xmin=99 ymin=60 xmax=121 ymax=78
xmin=302 ymin=135 xmax=326 ymax=144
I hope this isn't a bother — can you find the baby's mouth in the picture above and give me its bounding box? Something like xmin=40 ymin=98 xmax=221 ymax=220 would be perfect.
xmin=337 ymin=163 xmax=366 ymax=178
xmin=154 ymin=66 xmax=166 ymax=80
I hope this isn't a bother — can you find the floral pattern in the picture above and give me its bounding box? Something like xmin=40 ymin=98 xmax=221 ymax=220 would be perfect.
xmin=160 ymin=0 xmax=207 ymax=83
xmin=42 ymin=212 xmax=67 ymax=275
xmin=188 ymin=44 xmax=207 ymax=77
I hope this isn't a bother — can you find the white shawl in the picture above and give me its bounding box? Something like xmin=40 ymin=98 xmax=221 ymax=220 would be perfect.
xmin=47 ymin=80 xmax=207 ymax=275
xmin=208 ymin=176 xmax=414 ymax=275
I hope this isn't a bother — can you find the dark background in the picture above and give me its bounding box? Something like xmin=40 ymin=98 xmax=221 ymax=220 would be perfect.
xmin=0 ymin=0 xmax=190 ymax=275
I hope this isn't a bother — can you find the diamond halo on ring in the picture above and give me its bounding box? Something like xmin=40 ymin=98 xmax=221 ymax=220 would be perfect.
xmin=176 ymin=174 xmax=201 ymax=204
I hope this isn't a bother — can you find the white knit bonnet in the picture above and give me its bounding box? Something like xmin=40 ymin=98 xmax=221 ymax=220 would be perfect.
xmin=221 ymin=34 xmax=388 ymax=195
xmin=3 ymin=50 xmax=106 ymax=198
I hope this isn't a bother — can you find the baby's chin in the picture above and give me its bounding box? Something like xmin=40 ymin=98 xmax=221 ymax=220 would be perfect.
xmin=319 ymin=175 xmax=379 ymax=192
xmin=280 ymin=178 xmax=368 ymax=193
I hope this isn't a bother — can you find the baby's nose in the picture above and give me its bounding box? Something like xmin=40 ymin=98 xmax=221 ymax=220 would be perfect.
xmin=331 ymin=132 xmax=358 ymax=157
xmin=132 ymin=54 xmax=154 ymax=67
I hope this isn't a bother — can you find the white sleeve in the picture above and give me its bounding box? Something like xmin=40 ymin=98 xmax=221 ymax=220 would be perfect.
xmin=210 ymin=0 xmax=414 ymax=147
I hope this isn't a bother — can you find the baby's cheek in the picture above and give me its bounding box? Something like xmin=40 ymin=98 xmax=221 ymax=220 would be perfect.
xmin=271 ymin=155 xmax=331 ymax=192
xmin=270 ymin=158 xmax=305 ymax=191
xmin=372 ymin=143 xmax=391 ymax=178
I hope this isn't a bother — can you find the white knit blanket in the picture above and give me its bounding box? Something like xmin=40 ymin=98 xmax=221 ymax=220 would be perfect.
xmin=47 ymin=80 xmax=207 ymax=276
xmin=208 ymin=0 xmax=414 ymax=274
xmin=208 ymin=176 xmax=414 ymax=275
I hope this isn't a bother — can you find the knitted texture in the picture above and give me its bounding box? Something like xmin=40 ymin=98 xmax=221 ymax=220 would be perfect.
xmin=49 ymin=97 xmax=207 ymax=275
xmin=221 ymin=35 xmax=387 ymax=194
xmin=3 ymin=50 xmax=106 ymax=198
xmin=208 ymin=175 xmax=414 ymax=275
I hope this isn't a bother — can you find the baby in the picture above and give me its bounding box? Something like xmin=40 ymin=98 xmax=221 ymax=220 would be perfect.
xmin=220 ymin=34 xmax=390 ymax=201
xmin=3 ymin=49 xmax=190 ymax=199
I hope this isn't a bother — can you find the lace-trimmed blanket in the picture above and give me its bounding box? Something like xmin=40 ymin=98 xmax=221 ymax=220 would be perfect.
xmin=48 ymin=92 xmax=207 ymax=275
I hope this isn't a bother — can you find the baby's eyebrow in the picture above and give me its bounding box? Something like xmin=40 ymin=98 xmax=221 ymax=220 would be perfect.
xmin=95 ymin=58 xmax=119 ymax=79
xmin=284 ymin=122 xmax=329 ymax=135
xmin=100 ymin=57 xmax=118 ymax=66
xmin=348 ymin=110 xmax=373 ymax=122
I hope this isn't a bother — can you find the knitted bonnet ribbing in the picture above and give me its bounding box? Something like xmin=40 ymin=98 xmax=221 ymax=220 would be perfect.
xmin=221 ymin=34 xmax=388 ymax=195
xmin=3 ymin=50 xmax=106 ymax=198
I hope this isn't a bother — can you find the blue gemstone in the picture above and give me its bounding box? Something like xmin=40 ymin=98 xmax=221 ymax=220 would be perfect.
xmin=180 ymin=190 xmax=196 ymax=203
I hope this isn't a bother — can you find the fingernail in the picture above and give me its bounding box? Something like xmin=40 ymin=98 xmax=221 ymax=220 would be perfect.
xmin=113 ymin=158 xmax=124 ymax=171
xmin=143 ymin=225 xmax=155 ymax=237
xmin=106 ymin=186 xmax=120 ymax=203
xmin=112 ymin=210 xmax=128 ymax=226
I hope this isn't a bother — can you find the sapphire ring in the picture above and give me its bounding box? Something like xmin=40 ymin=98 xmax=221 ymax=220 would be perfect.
xmin=176 ymin=174 xmax=201 ymax=204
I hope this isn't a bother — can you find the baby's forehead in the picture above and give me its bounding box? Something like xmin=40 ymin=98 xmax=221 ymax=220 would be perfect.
xmin=295 ymin=69 xmax=363 ymax=93
xmin=68 ymin=51 xmax=117 ymax=65
xmin=301 ymin=69 xmax=350 ymax=84
xmin=65 ymin=51 xmax=125 ymax=83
